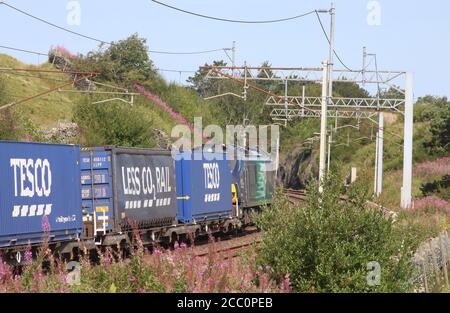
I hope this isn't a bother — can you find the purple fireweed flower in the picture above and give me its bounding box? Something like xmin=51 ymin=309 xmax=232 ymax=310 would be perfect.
xmin=173 ymin=269 xmax=181 ymax=279
xmin=174 ymin=241 xmax=180 ymax=249
xmin=0 ymin=261 xmax=6 ymax=281
xmin=153 ymin=248 xmax=162 ymax=256
xmin=283 ymin=273 xmax=291 ymax=291
xmin=24 ymin=248 xmax=33 ymax=264
xmin=42 ymin=215 xmax=51 ymax=233
xmin=102 ymin=256 xmax=111 ymax=266
xmin=414 ymin=157 xmax=450 ymax=177
xmin=180 ymin=242 xmax=187 ymax=249
xmin=218 ymin=262 xmax=227 ymax=271
xmin=413 ymin=196 xmax=450 ymax=214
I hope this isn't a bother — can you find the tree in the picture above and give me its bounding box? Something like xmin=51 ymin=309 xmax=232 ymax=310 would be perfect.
xmin=424 ymin=103 xmax=450 ymax=154
xmin=74 ymin=34 xmax=158 ymax=84
xmin=333 ymin=81 xmax=370 ymax=98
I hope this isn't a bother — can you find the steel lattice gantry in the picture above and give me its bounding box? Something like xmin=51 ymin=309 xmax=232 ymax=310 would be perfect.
xmin=202 ymin=65 xmax=414 ymax=210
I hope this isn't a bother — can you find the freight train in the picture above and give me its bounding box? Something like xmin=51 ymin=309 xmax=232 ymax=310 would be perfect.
xmin=0 ymin=141 xmax=276 ymax=263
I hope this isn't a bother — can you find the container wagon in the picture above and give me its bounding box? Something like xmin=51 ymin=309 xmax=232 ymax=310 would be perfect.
xmin=81 ymin=146 xmax=177 ymax=246
xmin=175 ymin=150 xmax=236 ymax=236
xmin=192 ymin=144 xmax=276 ymax=225
xmin=0 ymin=141 xmax=82 ymax=262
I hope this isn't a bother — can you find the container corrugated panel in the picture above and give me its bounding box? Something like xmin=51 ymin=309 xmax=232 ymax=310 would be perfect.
xmin=112 ymin=147 xmax=177 ymax=228
xmin=176 ymin=151 xmax=233 ymax=223
xmin=0 ymin=141 xmax=82 ymax=247
xmin=80 ymin=148 xmax=114 ymax=232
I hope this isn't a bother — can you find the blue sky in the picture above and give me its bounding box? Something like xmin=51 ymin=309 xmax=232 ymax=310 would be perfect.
xmin=1 ymin=0 xmax=449 ymax=97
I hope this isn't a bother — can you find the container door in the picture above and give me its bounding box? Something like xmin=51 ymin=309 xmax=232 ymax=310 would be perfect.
xmin=80 ymin=149 xmax=114 ymax=240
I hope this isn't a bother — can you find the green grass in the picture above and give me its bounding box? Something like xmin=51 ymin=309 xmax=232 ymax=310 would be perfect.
xmin=0 ymin=54 xmax=82 ymax=129
xmin=0 ymin=54 xmax=218 ymax=141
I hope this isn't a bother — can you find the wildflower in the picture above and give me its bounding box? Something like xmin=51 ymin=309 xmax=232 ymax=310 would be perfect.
xmin=180 ymin=242 xmax=187 ymax=249
xmin=413 ymin=196 xmax=450 ymax=214
xmin=24 ymin=248 xmax=33 ymax=264
xmin=153 ymin=248 xmax=162 ymax=256
xmin=173 ymin=269 xmax=181 ymax=279
xmin=42 ymin=215 xmax=51 ymax=233
xmin=414 ymin=157 xmax=450 ymax=177
xmin=129 ymin=273 xmax=136 ymax=283
xmin=102 ymin=256 xmax=111 ymax=266
xmin=283 ymin=273 xmax=291 ymax=291
xmin=174 ymin=241 xmax=180 ymax=249
xmin=0 ymin=260 xmax=6 ymax=281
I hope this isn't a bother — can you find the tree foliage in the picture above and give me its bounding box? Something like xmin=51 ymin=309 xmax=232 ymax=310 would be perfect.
xmin=257 ymin=172 xmax=415 ymax=292
xmin=74 ymin=34 xmax=158 ymax=84
xmin=416 ymin=96 xmax=450 ymax=154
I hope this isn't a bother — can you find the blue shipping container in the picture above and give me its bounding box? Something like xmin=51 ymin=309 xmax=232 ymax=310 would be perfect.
xmin=0 ymin=141 xmax=82 ymax=247
xmin=81 ymin=147 xmax=178 ymax=230
xmin=176 ymin=152 xmax=233 ymax=223
xmin=80 ymin=148 xmax=114 ymax=232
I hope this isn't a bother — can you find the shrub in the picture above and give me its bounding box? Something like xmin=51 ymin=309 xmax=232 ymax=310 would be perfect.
xmin=73 ymin=98 xmax=156 ymax=147
xmin=256 ymin=173 xmax=416 ymax=292
xmin=420 ymin=175 xmax=450 ymax=200
xmin=423 ymin=101 xmax=450 ymax=154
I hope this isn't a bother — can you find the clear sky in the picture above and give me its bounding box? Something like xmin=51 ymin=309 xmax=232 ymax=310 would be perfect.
xmin=1 ymin=0 xmax=449 ymax=97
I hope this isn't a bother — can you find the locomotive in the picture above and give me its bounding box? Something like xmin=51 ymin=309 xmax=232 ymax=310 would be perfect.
xmin=0 ymin=141 xmax=276 ymax=263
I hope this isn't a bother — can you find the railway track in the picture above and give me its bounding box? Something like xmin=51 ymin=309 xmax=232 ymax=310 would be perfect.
xmin=193 ymin=230 xmax=261 ymax=258
xmin=284 ymin=188 xmax=397 ymax=219
xmin=284 ymin=189 xmax=308 ymax=204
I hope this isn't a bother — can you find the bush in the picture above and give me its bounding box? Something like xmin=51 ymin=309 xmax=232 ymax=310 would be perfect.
xmin=424 ymin=105 xmax=450 ymax=154
xmin=420 ymin=175 xmax=450 ymax=200
xmin=73 ymin=98 xmax=156 ymax=147
xmin=414 ymin=96 xmax=448 ymax=123
xmin=256 ymin=173 xmax=415 ymax=292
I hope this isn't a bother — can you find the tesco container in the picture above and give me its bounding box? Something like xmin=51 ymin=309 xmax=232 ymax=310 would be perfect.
xmin=176 ymin=151 xmax=233 ymax=223
xmin=82 ymin=147 xmax=177 ymax=231
xmin=0 ymin=141 xmax=82 ymax=247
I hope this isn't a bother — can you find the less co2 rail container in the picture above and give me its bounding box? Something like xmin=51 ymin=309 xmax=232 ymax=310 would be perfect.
xmin=0 ymin=141 xmax=82 ymax=248
xmin=81 ymin=146 xmax=177 ymax=235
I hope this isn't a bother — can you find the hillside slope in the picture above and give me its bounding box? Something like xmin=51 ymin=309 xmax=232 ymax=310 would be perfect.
xmin=0 ymin=53 xmax=219 ymax=146
xmin=0 ymin=54 xmax=81 ymax=129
